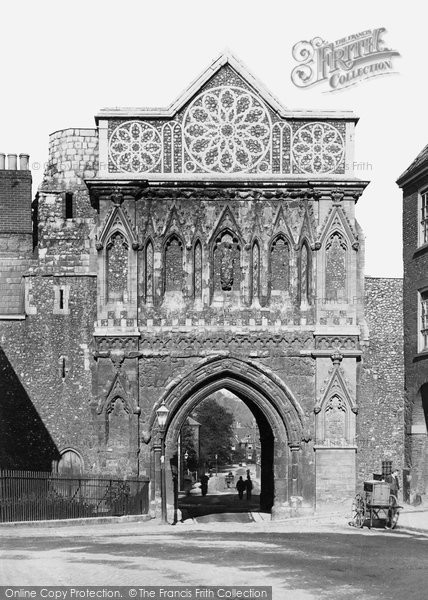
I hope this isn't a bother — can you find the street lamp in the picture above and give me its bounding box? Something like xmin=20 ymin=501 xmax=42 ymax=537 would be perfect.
xmin=215 ymin=454 xmax=218 ymax=477
xmin=156 ymin=401 xmax=169 ymax=523
xmin=184 ymin=450 xmax=189 ymax=474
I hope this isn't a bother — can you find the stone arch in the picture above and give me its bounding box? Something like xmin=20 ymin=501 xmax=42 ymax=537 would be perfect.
xmin=149 ymin=356 xmax=305 ymax=517
xmin=163 ymin=233 xmax=185 ymax=294
xmin=55 ymin=448 xmax=84 ymax=475
xmin=250 ymin=239 xmax=261 ymax=304
xmin=193 ymin=239 xmax=203 ymax=302
xmin=211 ymin=228 xmax=242 ymax=296
xmin=269 ymin=232 xmax=292 ymax=296
xmin=106 ymin=231 xmax=129 ymax=302
xmin=298 ymin=239 xmax=312 ymax=306
xmin=144 ymin=238 xmax=154 ymax=305
xmin=324 ymin=230 xmax=348 ymax=302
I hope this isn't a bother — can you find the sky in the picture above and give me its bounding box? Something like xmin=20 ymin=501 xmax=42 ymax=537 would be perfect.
xmin=1 ymin=0 xmax=425 ymax=277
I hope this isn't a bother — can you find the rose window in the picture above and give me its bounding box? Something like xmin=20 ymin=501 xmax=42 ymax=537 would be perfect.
xmin=292 ymin=123 xmax=344 ymax=174
xmin=183 ymin=86 xmax=271 ymax=173
xmin=109 ymin=121 xmax=162 ymax=173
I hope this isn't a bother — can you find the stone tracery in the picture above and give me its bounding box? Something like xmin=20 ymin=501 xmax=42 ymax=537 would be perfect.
xmin=109 ymin=121 xmax=162 ymax=173
xmin=292 ymin=122 xmax=344 ymax=174
xmin=106 ymin=232 xmax=128 ymax=302
xmin=164 ymin=235 xmax=183 ymax=293
xmin=270 ymin=235 xmax=290 ymax=292
xmin=183 ymin=86 xmax=271 ymax=173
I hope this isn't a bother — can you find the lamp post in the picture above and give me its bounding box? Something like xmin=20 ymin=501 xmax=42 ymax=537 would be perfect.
xmin=215 ymin=454 xmax=218 ymax=477
xmin=156 ymin=401 xmax=169 ymax=524
xmin=184 ymin=450 xmax=189 ymax=474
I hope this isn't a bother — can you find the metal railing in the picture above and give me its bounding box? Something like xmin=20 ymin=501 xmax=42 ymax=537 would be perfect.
xmin=0 ymin=470 xmax=149 ymax=523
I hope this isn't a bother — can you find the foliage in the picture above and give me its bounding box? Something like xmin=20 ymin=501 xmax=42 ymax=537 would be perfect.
xmin=194 ymin=398 xmax=234 ymax=467
xmin=180 ymin=421 xmax=199 ymax=472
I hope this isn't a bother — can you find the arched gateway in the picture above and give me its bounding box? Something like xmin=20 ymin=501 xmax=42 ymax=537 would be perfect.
xmin=148 ymin=356 xmax=305 ymax=518
xmin=18 ymin=51 xmax=374 ymax=519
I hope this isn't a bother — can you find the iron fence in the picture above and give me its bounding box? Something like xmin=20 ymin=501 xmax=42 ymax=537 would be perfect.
xmin=0 ymin=470 xmax=149 ymax=523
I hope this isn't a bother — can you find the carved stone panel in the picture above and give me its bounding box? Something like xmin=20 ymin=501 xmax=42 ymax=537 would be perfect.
xmin=325 ymin=233 xmax=346 ymax=301
xmin=165 ymin=236 xmax=183 ymax=292
xmin=213 ymin=232 xmax=241 ymax=292
xmin=324 ymin=395 xmax=346 ymax=443
xmin=107 ymin=233 xmax=128 ymax=302
xmin=271 ymin=236 xmax=289 ymax=291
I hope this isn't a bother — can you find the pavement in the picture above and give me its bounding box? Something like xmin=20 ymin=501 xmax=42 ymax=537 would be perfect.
xmin=1 ymin=468 xmax=427 ymax=532
xmin=1 ymin=509 xmax=427 ymax=600
xmin=395 ymin=502 xmax=428 ymax=532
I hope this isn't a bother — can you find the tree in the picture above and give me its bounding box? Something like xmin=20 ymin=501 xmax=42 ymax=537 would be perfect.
xmin=180 ymin=420 xmax=198 ymax=472
xmin=194 ymin=398 xmax=234 ymax=467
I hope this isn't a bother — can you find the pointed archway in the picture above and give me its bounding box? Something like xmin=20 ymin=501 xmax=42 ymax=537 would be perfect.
xmin=148 ymin=356 xmax=305 ymax=520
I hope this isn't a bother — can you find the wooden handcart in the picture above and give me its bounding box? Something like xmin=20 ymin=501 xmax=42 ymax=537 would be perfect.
xmin=350 ymin=480 xmax=401 ymax=529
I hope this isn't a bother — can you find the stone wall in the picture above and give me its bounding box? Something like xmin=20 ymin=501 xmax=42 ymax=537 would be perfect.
xmin=42 ymin=129 xmax=98 ymax=190
xmin=359 ymin=277 xmax=404 ymax=483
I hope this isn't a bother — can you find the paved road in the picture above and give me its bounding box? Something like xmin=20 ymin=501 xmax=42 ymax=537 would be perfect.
xmin=0 ymin=518 xmax=427 ymax=600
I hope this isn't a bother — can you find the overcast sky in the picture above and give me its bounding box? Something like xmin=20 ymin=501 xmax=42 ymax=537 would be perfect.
xmin=1 ymin=1 xmax=424 ymax=277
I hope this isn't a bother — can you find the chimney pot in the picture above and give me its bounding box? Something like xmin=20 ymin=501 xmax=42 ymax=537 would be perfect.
xmin=7 ymin=154 xmax=17 ymax=170
xmin=0 ymin=154 xmax=5 ymax=170
xmin=19 ymin=154 xmax=30 ymax=170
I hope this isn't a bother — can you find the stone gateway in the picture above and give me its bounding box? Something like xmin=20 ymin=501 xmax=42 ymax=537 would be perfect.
xmin=0 ymin=53 xmax=404 ymax=518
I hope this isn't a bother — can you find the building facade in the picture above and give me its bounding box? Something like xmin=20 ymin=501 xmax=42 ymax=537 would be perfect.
xmin=397 ymin=149 xmax=428 ymax=501
xmin=0 ymin=54 xmax=405 ymax=517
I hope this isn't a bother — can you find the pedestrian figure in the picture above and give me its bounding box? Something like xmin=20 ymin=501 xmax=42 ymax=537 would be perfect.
xmin=236 ymin=476 xmax=246 ymax=500
xmin=385 ymin=469 xmax=400 ymax=529
xmin=200 ymin=473 xmax=209 ymax=496
xmin=246 ymin=475 xmax=253 ymax=500
xmin=388 ymin=469 xmax=400 ymax=496
xmin=183 ymin=472 xmax=192 ymax=496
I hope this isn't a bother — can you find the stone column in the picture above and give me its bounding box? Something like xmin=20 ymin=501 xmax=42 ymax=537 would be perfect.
xmin=271 ymin=440 xmax=291 ymax=520
xmin=152 ymin=441 xmax=162 ymax=518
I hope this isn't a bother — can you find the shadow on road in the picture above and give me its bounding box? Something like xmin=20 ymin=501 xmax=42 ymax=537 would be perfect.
xmin=178 ymin=492 xmax=267 ymax=521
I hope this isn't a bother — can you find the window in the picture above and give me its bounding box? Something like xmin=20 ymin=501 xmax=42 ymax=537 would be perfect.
xmin=420 ymin=290 xmax=428 ymax=350
xmin=145 ymin=241 xmax=154 ymax=304
xmin=299 ymin=242 xmax=311 ymax=304
xmin=164 ymin=235 xmax=183 ymax=293
xmin=53 ymin=285 xmax=69 ymax=314
xmin=251 ymin=241 xmax=260 ymax=302
xmin=65 ymin=193 xmax=73 ymax=219
xmin=270 ymin=235 xmax=290 ymax=292
xmin=58 ymin=355 xmax=69 ymax=379
xmin=325 ymin=232 xmax=347 ymax=302
xmin=420 ymin=190 xmax=428 ymax=246
xmin=106 ymin=232 xmax=128 ymax=302
xmin=194 ymin=241 xmax=202 ymax=301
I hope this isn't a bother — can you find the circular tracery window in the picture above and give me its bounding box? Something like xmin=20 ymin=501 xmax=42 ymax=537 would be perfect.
xmin=292 ymin=122 xmax=344 ymax=174
xmin=109 ymin=121 xmax=162 ymax=173
xmin=183 ymin=86 xmax=271 ymax=173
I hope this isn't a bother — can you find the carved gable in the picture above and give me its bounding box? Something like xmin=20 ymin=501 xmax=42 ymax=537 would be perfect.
xmin=100 ymin=52 xmax=352 ymax=178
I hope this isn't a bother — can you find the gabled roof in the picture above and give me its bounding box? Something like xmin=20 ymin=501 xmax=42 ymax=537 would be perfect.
xmin=397 ymin=143 xmax=428 ymax=187
xmin=96 ymin=50 xmax=358 ymax=122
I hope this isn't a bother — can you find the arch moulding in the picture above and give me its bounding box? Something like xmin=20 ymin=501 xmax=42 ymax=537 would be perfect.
xmin=148 ymin=355 xmax=306 ymax=447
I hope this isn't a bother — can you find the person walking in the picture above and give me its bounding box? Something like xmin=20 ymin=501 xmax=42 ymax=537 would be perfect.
xmin=236 ymin=476 xmax=246 ymax=500
xmin=200 ymin=473 xmax=209 ymax=496
xmin=245 ymin=475 xmax=253 ymax=500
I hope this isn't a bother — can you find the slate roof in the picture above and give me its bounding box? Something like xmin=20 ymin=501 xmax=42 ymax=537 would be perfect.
xmin=397 ymin=143 xmax=428 ymax=187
